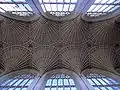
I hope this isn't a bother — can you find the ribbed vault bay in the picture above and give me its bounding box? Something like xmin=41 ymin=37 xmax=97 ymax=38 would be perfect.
xmin=0 ymin=15 xmax=120 ymax=75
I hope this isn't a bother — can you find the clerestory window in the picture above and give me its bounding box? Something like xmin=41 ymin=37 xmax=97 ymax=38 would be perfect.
xmin=39 ymin=0 xmax=78 ymax=17
xmin=0 ymin=73 xmax=35 ymax=90
xmin=86 ymin=73 xmax=120 ymax=90
xmin=0 ymin=0 xmax=33 ymax=16
xmin=87 ymin=0 xmax=120 ymax=17
xmin=45 ymin=73 xmax=77 ymax=90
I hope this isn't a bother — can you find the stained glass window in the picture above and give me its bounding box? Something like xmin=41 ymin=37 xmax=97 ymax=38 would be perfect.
xmin=87 ymin=0 xmax=120 ymax=17
xmin=45 ymin=74 xmax=77 ymax=90
xmin=0 ymin=73 xmax=35 ymax=90
xmin=39 ymin=0 xmax=78 ymax=16
xmin=86 ymin=73 xmax=120 ymax=90
xmin=0 ymin=0 xmax=33 ymax=16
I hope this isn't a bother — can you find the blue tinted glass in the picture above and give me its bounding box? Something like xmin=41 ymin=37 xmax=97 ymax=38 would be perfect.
xmin=39 ymin=0 xmax=78 ymax=16
xmin=87 ymin=0 xmax=120 ymax=16
xmin=1 ymin=79 xmax=13 ymax=86
xmin=8 ymin=88 xmax=14 ymax=90
xmin=97 ymin=79 xmax=107 ymax=85
xmin=86 ymin=73 xmax=120 ymax=90
xmin=94 ymin=87 xmax=100 ymax=90
xmin=92 ymin=79 xmax=101 ymax=85
xmin=19 ymin=79 xmax=29 ymax=86
xmin=58 ymin=79 xmax=63 ymax=86
xmin=45 ymin=88 xmax=50 ymax=90
xmin=13 ymin=0 xmax=26 ymax=2
xmin=51 ymin=88 xmax=57 ymax=90
xmin=87 ymin=79 xmax=95 ymax=85
xmin=108 ymin=78 xmax=118 ymax=84
xmin=69 ymin=79 xmax=75 ymax=85
xmin=107 ymin=87 xmax=114 ymax=90
xmin=13 ymin=79 xmax=23 ymax=86
xmin=21 ymin=88 xmax=27 ymax=90
xmin=64 ymin=87 xmax=70 ymax=90
xmin=14 ymin=88 xmax=21 ymax=90
xmin=58 ymin=88 xmax=63 ymax=90
xmin=46 ymin=79 xmax=52 ymax=86
xmin=64 ymin=79 xmax=69 ymax=85
xmin=71 ymin=87 xmax=77 ymax=90
xmin=0 ymin=74 xmax=35 ymax=90
xmin=8 ymin=79 xmax=18 ymax=86
xmin=45 ymin=74 xmax=76 ymax=90
xmin=52 ymin=79 xmax=57 ymax=86
xmin=25 ymin=79 xmax=33 ymax=86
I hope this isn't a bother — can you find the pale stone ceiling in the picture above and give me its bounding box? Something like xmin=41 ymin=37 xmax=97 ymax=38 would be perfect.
xmin=0 ymin=15 xmax=120 ymax=75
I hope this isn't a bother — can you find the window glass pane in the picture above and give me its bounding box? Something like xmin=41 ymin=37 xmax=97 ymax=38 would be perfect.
xmin=20 ymin=79 xmax=29 ymax=86
xmin=58 ymin=0 xmax=63 ymax=2
xmin=8 ymin=79 xmax=18 ymax=86
xmin=9 ymin=88 xmax=14 ymax=90
xmin=94 ymin=0 xmax=102 ymax=3
xmin=69 ymin=4 xmax=75 ymax=11
xmin=64 ymin=79 xmax=69 ymax=85
xmin=97 ymin=79 xmax=107 ymax=85
xmin=41 ymin=4 xmax=46 ymax=12
xmin=14 ymin=88 xmax=21 ymax=90
xmin=64 ymin=87 xmax=70 ymax=90
xmin=87 ymin=0 xmax=120 ymax=16
xmin=45 ymin=4 xmax=51 ymax=11
xmin=71 ymin=87 xmax=77 ymax=90
xmin=87 ymin=79 xmax=95 ymax=85
xmin=58 ymin=79 xmax=63 ymax=86
xmin=0 ymin=74 xmax=35 ymax=90
xmin=21 ymin=88 xmax=27 ymax=90
xmin=107 ymin=0 xmax=115 ymax=3
xmin=58 ymin=4 xmax=63 ymax=11
xmin=24 ymin=4 xmax=33 ymax=11
xmin=71 ymin=0 xmax=77 ymax=3
xmin=64 ymin=0 xmax=70 ymax=3
xmin=13 ymin=0 xmax=26 ymax=2
xmin=100 ymin=87 xmax=107 ymax=90
xmin=92 ymin=79 xmax=101 ymax=85
xmin=102 ymin=78 xmax=112 ymax=85
xmin=50 ymin=0 xmax=56 ymax=3
xmin=51 ymin=4 xmax=57 ymax=11
xmin=107 ymin=78 xmax=118 ymax=84
xmin=92 ymin=5 xmax=102 ymax=12
xmin=0 ymin=0 xmax=12 ymax=2
xmin=45 ymin=88 xmax=50 ymax=90
xmin=13 ymin=79 xmax=23 ymax=86
xmin=52 ymin=79 xmax=57 ymax=86
xmin=1 ymin=79 xmax=13 ymax=86
xmin=69 ymin=79 xmax=75 ymax=85
xmin=58 ymin=88 xmax=63 ymax=90
xmin=107 ymin=87 xmax=114 ymax=90
xmin=25 ymin=79 xmax=33 ymax=86
xmin=43 ymin=0 xmax=49 ymax=3
xmin=39 ymin=0 xmax=78 ymax=16
xmin=94 ymin=87 xmax=100 ymax=90
xmin=86 ymin=73 xmax=120 ymax=90
xmin=51 ymin=88 xmax=57 ymax=90
xmin=45 ymin=74 xmax=76 ymax=90
xmin=63 ymin=4 xmax=69 ymax=11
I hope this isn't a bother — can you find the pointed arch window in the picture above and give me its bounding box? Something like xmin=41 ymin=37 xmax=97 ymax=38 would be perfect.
xmin=87 ymin=0 xmax=120 ymax=17
xmin=0 ymin=73 xmax=35 ymax=90
xmin=39 ymin=0 xmax=78 ymax=17
xmin=45 ymin=73 xmax=77 ymax=90
xmin=86 ymin=73 xmax=120 ymax=90
xmin=0 ymin=0 xmax=33 ymax=16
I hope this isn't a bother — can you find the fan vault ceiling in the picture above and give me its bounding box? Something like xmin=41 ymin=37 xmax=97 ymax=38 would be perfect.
xmin=0 ymin=15 xmax=120 ymax=76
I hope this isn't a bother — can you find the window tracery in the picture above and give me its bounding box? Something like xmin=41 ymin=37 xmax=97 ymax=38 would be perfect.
xmin=45 ymin=73 xmax=77 ymax=90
